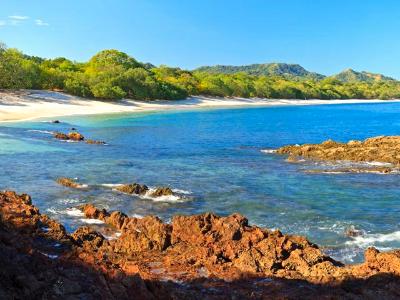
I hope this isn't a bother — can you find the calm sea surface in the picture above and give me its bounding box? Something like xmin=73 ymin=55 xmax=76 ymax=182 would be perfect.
xmin=1 ymin=102 xmax=400 ymax=263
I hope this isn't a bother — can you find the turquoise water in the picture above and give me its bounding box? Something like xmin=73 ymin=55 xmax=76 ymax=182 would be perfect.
xmin=1 ymin=103 xmax=400 ymax=263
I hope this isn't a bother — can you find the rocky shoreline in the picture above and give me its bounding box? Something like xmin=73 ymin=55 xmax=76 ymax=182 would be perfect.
xmin=1 ymin=191 xmax=400 ymax=299
xmin=276 ymin=136 xmax=400 ymax=173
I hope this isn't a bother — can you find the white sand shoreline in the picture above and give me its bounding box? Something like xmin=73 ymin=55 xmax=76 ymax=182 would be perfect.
xmin=1 ymin=90 xmax=399 ymax=123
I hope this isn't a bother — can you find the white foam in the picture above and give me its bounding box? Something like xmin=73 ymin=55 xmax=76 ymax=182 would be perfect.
xmin=260 ymin=149 xmax=277 ymax=154
xmin=131 ymin=213 xmax=144 ymax=219
xmin=80 ymin=218 xmax=105 ymax=224
xmin=345 ymin=231 xmax=400 ymax=247
xmin=66 ymin=208 xmax=84 ymax=217
xmin=141 ymin=188 xmax=184 ymax=203
xmin=46 ymin=208 xmax=59 ymax=214
xmin=100 ymin=183 xmax=123 ymax=188
xmin=171 ymin=188 xmax=192 ymax=195
xmin=40 ymin=252 xmax=58 ymax=259
xmin=76 ymin=184 xmax=89 ymax=189
xmin=27 ymin=129 xmax=54 ymax=135
xmin=365 ymin=161 xmax=393 ymax=167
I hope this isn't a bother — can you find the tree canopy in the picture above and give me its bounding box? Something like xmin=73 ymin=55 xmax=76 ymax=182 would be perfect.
xmin=0 ymin=44 xmax=400 ymax=101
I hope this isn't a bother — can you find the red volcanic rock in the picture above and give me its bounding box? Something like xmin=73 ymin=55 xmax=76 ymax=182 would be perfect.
xmin=2 ymin=190 xmax=400 ymax=298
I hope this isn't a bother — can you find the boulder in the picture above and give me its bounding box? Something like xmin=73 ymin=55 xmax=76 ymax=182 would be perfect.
xmin=56 ymin=177 xmax=82 ymax=189
xmin=68 ymin=132 xmax=85 ymax=141
xmin=150 ymin=187 xmax=174 ymax=197
xmin=54 ymin=132 xmax=69 ymax=140
xmin=116 ymin=183 xmax=149 ymax=195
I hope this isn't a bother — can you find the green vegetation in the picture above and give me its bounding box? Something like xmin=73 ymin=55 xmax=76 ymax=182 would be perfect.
xmin=195 ymin=63 xmax=325 ymax=80
xmin=0 ymin=43 xmax=400 ymax=100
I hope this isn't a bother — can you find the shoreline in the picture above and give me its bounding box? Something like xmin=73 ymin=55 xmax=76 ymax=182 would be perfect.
xmin=1 ymin=90 xmax=400 ymax=123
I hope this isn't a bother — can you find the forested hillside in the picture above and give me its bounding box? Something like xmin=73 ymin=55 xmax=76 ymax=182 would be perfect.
xmin=1 ymin=43 xmax=399 ymax=100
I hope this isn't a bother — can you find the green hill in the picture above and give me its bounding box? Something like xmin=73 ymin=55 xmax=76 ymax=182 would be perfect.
xmin=194 ymin=63 xmax=325 ymax=80
xmin=330 ymin=69 xmax=395 ymax=82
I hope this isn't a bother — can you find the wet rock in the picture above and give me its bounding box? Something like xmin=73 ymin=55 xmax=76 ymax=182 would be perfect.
xmin=116 ymin=183 xmax=149 ymax=195
xmin=54 ymin=132 xmax=69 ymax=140
xmin=150 ymin=187 xmax=174 ymax=197
xmin=68 ymin=132 xmax=84 ymax=141
xmin=85 ymin=139 xmax=106 ymax=145
xmin=344 ymin=226 xmax=364 ymax=237
xmin=277 ymin=135 xmax=400 ymax=173
xmin=56 ymin=177 xmax=82 ymax=189
xmin=80 ymin=204 xmax=109 ymax=221
xmin=52 ymin=120 xmax=61 ymax=124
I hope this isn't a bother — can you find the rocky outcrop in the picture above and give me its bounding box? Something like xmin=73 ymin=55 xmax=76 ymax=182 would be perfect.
xmin=276 ymin=136 xmax=400 ymax=173
xmin=68 ymin=132 xmax=85 ymax=141
xmin=56 ymin=177 xmax=85 ymax=189
xmin=116 ymin=183 xmax=177 ymax=198
xmin=116 ymin=183 xmax=149 ymax=195
xmin=2 ymin=191 xmax=400 ymax=298
xmin=150 ymin=187 xmax=174 ymax=197
xmin=54 ymin=131 xmax=84 ymax=141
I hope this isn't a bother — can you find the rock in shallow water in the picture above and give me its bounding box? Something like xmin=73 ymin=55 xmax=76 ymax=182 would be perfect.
xmin=116 ymin=183 xmax=149 ymax=195
xmin=276 ymin=135 xmax=400 ymax=173
xmin=56 ymin=177 xmax=83 ymax=189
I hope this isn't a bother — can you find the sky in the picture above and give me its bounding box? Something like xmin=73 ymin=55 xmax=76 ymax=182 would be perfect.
xmin=1 ymin=0 xmax=400 ymax=77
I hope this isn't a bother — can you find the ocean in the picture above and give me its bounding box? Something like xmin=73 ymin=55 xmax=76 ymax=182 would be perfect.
xmin=1 ymin=102 xmax=400 ymax=263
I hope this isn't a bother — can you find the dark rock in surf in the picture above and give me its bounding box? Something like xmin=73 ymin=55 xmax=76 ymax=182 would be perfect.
xmin=116 ymin=183 xmax=149 ymax=195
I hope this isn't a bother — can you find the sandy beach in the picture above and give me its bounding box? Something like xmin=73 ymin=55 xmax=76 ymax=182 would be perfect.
xmin=0 ymin=89 xmax=399 ymax=122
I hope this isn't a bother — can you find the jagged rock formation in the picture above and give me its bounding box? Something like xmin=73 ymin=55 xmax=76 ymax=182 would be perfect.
xmin=276 ymin=136 xmax=400 ymax=173
xmin=1 ymin=191 xmax=400 ymax=298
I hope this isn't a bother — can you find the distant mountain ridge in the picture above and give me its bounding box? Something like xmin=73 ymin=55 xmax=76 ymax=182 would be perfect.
xmin=194 ymin=63 xmax=396 ymax=82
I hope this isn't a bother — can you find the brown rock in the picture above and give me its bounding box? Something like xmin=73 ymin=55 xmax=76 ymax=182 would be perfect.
xmin=85 ymin=139 xmax=106 ymax=145
xmin=150 ymin=187 xmax=174 ymax=197
xmin=277 ymin=135 xmax=400 ymax=173
xmin=3 ymin=190 xmax=400 ymax=298
xmin=68 ymin=131 xmax=85 ymax=141
xmin=53 ymin=132 xmax=69 ymax=140
xmin=56 ymin=177 xmax=82 ymax=189
xmin=116 ymin=183 xmax=149 ymax=195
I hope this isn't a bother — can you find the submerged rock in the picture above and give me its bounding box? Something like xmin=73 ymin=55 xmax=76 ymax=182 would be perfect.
xmin=277 ymin=135 xmax=400 ymax=173
xmin=85 ymin=139 xmax=106 ymax=145
xmin=56 ymin=177 xmax=83 ymax=189
xmin=116 ymin=183 xmax=149 ymax=195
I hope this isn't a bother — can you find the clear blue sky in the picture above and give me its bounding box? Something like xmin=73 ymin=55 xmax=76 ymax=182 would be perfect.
xmin=1 ymin=0 xmax=400 ymax=77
